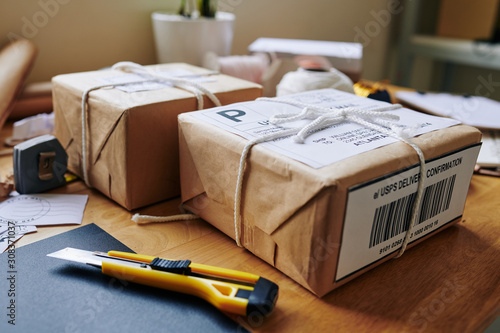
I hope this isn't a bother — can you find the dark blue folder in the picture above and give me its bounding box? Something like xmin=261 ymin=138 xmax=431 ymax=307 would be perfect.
xmin=0 ymin=223 xmax=247 ymax=332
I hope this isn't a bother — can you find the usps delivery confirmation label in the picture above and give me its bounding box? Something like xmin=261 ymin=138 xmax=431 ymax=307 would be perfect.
xmin=189 ymin=89 xmax=460 ymax=169
xmin=335 ymin=144 xmax=481 ymax=282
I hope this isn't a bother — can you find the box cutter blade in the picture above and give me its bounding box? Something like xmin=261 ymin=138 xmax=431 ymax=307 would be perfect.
xmin=47 ymin=247 xmax=279 ymax=317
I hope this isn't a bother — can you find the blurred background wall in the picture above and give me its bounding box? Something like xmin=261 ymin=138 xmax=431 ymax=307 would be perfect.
xmin=2 ymin=0 xmax=500 ymax=102
xmin=0 ymin=0 xmax=395 ymax=83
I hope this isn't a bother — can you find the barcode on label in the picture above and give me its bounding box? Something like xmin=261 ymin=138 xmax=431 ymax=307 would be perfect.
xmin=369 ymin=174 xmax=457 ymax=248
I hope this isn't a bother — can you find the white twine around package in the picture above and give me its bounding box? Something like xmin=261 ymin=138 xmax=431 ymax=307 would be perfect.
xmin=133 ymin=95 xmax=427 ymax=259
xmin=80 ymin=61 xmax=222 ymax=188
xmin=231 ymin=97 xmax=426 ymax=258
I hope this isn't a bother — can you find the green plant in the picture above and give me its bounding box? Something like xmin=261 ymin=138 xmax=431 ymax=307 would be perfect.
xmin=178 ymin=0 xmax=217 ymax=18
xmin=198 ymin=0 xmax=217 ymax=17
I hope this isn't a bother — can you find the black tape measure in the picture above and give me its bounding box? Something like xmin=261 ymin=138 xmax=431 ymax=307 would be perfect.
xmin=13 ymin=135 xmax=68 ymax=194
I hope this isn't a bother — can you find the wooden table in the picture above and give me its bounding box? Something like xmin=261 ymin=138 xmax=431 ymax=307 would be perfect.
xmin=2 ymin=123 xmax=499 ymax=333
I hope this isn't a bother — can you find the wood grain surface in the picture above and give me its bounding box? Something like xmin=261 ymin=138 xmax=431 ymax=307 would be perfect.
xmin=1 ymin=121 xmax=498 ymax=332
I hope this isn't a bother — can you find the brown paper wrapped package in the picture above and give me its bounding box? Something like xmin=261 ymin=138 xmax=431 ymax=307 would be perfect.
xmin=178 ymin=112 xmax=481 ymax=296
xmin=53 ymin=63 xmax=262 ymax=210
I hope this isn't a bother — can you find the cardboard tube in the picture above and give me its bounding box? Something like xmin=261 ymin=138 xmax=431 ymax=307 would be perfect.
xmin=0 ymin=39 xmax=38 ymax=130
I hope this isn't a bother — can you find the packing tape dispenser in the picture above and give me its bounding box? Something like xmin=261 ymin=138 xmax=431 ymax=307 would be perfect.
xmin=14 ymin=134 xmax=70 ymax=194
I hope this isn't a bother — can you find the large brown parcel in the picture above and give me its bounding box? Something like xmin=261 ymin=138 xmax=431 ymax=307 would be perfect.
xmin=178 ymin=89 xmax=482 ymax=297
xmin=436 ymin=0 xmax=500 ymax=40
xmin=53 ymin=63 xmax=262 ymax=210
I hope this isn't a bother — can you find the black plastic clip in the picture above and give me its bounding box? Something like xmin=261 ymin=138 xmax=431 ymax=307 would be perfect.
xmin=149 ymin=258 xmax=192 ymax=275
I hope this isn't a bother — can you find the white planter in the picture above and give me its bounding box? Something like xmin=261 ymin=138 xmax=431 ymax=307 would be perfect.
xmin=151 ymin=11 xmax=235 ymax=66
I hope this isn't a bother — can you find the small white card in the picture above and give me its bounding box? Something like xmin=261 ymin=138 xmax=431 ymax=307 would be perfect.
xmin=190 ymin=89 xmax=461 ymax=168
xmin=0 ymin=194 xmax=88 ymax=226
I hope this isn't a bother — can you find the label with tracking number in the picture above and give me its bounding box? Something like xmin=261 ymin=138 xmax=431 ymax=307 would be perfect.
xmin=189 ymin=89 xmax=460 ymax=169
xmin=335 ymin=144 xmax=481 ymax=281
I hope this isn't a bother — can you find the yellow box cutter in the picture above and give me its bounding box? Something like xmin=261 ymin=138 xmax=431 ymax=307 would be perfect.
xmin=47 ymin=248 xmax=279 ymax=317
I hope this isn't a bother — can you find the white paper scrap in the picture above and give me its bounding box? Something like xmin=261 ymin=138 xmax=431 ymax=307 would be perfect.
xmin=477 ymin=130 xmax=500 ymax=167
xmin=12 ymin=112 xmax=55 ymax=141
xmin=189 ymin=89 xmax=461 ymax=169
xmin=0 ymin=225 xmax=37 ymax=252
xmin=0 ymin=194 xmax=88 ymax=226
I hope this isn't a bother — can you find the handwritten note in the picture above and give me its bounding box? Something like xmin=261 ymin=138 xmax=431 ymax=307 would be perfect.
xmin=0 ymin=194 xmax=88 ymax=226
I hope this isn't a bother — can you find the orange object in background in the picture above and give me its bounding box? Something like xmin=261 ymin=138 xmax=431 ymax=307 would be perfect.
xmin=10 ymin=81 xmax=53 ymax=120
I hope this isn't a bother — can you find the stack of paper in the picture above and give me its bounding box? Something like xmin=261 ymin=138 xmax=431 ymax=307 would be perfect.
xmin=396 ymin=91 xmax=500 ymax=167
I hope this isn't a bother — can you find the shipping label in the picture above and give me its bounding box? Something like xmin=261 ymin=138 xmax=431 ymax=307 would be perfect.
xmin=336 ymin=144 xmax=481 ymax=281
xmin=190 ymin=89 xmax=461 ymax=168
